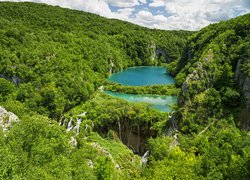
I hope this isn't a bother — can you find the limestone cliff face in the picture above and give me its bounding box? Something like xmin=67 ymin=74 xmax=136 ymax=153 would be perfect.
xmin=235 ymin=59 xmax=250 ymax=129
xmin=177 ymin=46 xmax=250 ymax=130
xmin=178 ymin=49 xmax=214 ymax=106
xmin=0 ymin=106 xmax=19 ymax=133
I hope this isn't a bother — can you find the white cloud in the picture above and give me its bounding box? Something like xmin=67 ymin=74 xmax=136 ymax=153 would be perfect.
xmin=104 ymin=0 xmax=141 ymax=8
xmin=134 ymin=0 xmax=250 ymax=30
xmin=132 ymin=10 xmax=167 ymax=27
xmin=112 ymin=8 xmax=134 ymax=20
xmin=149 ymin=0 xmax=165 ymax=7
xmin=162 ymin=0 xmax=250 ymax=29
xmin=0 ymin=0 xmax=114 ymax=17
xmin=139 ymin=0 xmax=147 ymax=4
xmin=0 ymin=0 xmax=249 ymax=30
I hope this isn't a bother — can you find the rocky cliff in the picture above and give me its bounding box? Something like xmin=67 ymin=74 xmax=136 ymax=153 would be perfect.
xmin=174 ymin=13 xmax=250 ymax=132
xmin=0 ymin=106 xmax=19 ymax=133
xmin=235 ymin=59 xmax=250 ymax=129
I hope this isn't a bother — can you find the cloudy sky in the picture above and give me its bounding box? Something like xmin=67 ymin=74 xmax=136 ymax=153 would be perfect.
xmin=1 ymin=0 xmax=250 ymax=30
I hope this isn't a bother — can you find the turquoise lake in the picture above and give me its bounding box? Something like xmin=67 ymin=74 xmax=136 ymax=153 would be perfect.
xmin=108 ymin=66 xmax=175 ymax=86
xmin=106 ymin=66 xmax=177 ymax=112
xmin=105 ymin=91 xmax=177 ymax=112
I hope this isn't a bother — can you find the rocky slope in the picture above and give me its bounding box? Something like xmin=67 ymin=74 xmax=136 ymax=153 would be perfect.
xmin=0 ymin=106 xmax=19 ymax=133
xmin=173 ymin=13 xmax=250 ymax=131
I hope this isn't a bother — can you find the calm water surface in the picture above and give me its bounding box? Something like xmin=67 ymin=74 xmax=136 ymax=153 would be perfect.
xmin=106 ymin=66 xmax=176 ymax=112
xmin=108 ymin=66 xmax=174 ymax=86
xmin=105 ymin=91 xmax=177 ymax=112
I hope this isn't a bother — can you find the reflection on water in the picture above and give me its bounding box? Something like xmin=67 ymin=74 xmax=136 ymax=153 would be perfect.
xmin=104 ymin=91 xmax=177 ymax=112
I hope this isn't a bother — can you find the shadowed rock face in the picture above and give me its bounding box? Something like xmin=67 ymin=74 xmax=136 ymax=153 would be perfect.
xmin=0 ymin=75 xmax=21 ymax=85
xmin=118 ymin=121 xmax=152 ymax=155
xmin=235 ymin=59 xmax=250 ymax=130
xmin=156 ymin=48 xmax=172 ymax=62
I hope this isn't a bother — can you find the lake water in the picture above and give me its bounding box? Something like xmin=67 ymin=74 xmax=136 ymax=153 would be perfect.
xmin=106 ymin=66 xmax=176 ymax=112
xmin=108 ymin=66 xmax=175 ymax=86
xmin=105 ymin=91 xmax=177 ymax=112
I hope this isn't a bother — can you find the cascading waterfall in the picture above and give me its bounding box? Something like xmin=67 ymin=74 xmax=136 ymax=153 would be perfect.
xmin=67 ymin=119 xmax=73 ymax=132
xmin=110 ymin=62 xmax=114 ymax=75
xmin=137 ymin=124 xmax=140 ymax=153
xmin=65 ymin=112 xmax=87 ymax=133
xmin=118 ymin=121 xmax=121 ymax=140
xmin=140 ymin=150 xmax=149 ymax=167
xmin=73 ymin=118 xmax=82 ymax=135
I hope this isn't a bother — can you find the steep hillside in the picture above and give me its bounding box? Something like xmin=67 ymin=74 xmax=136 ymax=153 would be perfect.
xmin=167 ymin=13 xmax=250 ymax=132
xmin=146 ymin=13 xmax=250 ymax=179
xmin=0 ymin=2 xmax=190 ymax=179
xmin=0 ymin=2 xmax=190 ymax=118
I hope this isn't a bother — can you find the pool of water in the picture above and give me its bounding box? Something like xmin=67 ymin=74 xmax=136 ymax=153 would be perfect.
xmin=104 ymin=91 xmax=177 ymax=112
xmin=108 ymin=66 xmax=174 ymax=86
xmin=106 ymin=66 xmax=177 ymax=112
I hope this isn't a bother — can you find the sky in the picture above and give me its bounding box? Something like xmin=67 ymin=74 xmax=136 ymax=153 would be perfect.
xmin=1 ymin=0 xmax=250 ymax=30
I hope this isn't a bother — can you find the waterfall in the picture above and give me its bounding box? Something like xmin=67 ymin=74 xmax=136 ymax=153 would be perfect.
xmin=110 ymin=62 xmax=114 ymax=75
xmin=73 ymin=118 xmax=82 ymax=135
xmin=85 ymin=124 xmax=88 ymax=131
xmin=118 ymin=121 xmax=122 ymax=140
xmin=169 ymin=113 xmax=178 ymax=131
xmin=167 ymin=127 xmax=173 ymax=136
xmin=140 ymin=151 xmax=149 ymax=167
xmin=66 ymin=119 xmax=73 ymax=132
xmin=128 ymin=125 xmax=132 ymax=147
xmin=98 ymin=85 xmax=104 ymax=92
xmin=137 ymin=124 xmax=140 ymax=153
xmin=169 ymin=132 xmax=179 ymax=150
xmin=69 ymin=136 xmax=77 ymax=146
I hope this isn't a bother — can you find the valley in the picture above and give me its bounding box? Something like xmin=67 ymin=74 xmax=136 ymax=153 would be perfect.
xmin=0 ymin=2 xmax=249 ymax=179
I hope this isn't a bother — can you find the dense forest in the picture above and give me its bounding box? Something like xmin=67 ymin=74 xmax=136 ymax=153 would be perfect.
xmin=0 ymin=2 xmax=249 ymax=180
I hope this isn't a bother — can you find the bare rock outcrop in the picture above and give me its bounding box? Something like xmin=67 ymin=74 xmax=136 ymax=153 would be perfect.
xmin=0 ymin=106 xmax=19 ymax=133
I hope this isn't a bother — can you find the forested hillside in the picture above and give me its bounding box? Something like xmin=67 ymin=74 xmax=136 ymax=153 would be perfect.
xmin=0 ymin=2 xmax=249 ymax=180
xmin=171 ymin=13 xmax=250 ymax=131
xmin=0 ymin=2 xmax=189 ymax=118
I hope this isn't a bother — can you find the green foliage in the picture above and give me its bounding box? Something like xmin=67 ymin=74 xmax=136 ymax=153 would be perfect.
xmin=94 ymin=157 xmax=116 ymax=180
xmin=105 ymin=82 xmax=180 ymax=96
xmin=221 ymin=87 xmax=241 ymax=108
xmin=147 ymin=137 xmax=172 ymax=161
xmin=179 ymin=120 xmax=250 ymax=179
xmin=0 ymin=114 xmax=141 ymax=179
xmin=0 ymin=2 xmax=249 ymax=180
xmin=0 ymin=78 xmax=15 ymax=101
xmin=175 ymin=13 xmax=250 ymax=132
xmin=0 ymin=2 xmax=189 ymax=118
xmin=143 ymin=146 xmax=197 ymax=180
xmin=66 ymin=93 xmax=167 ymax=145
